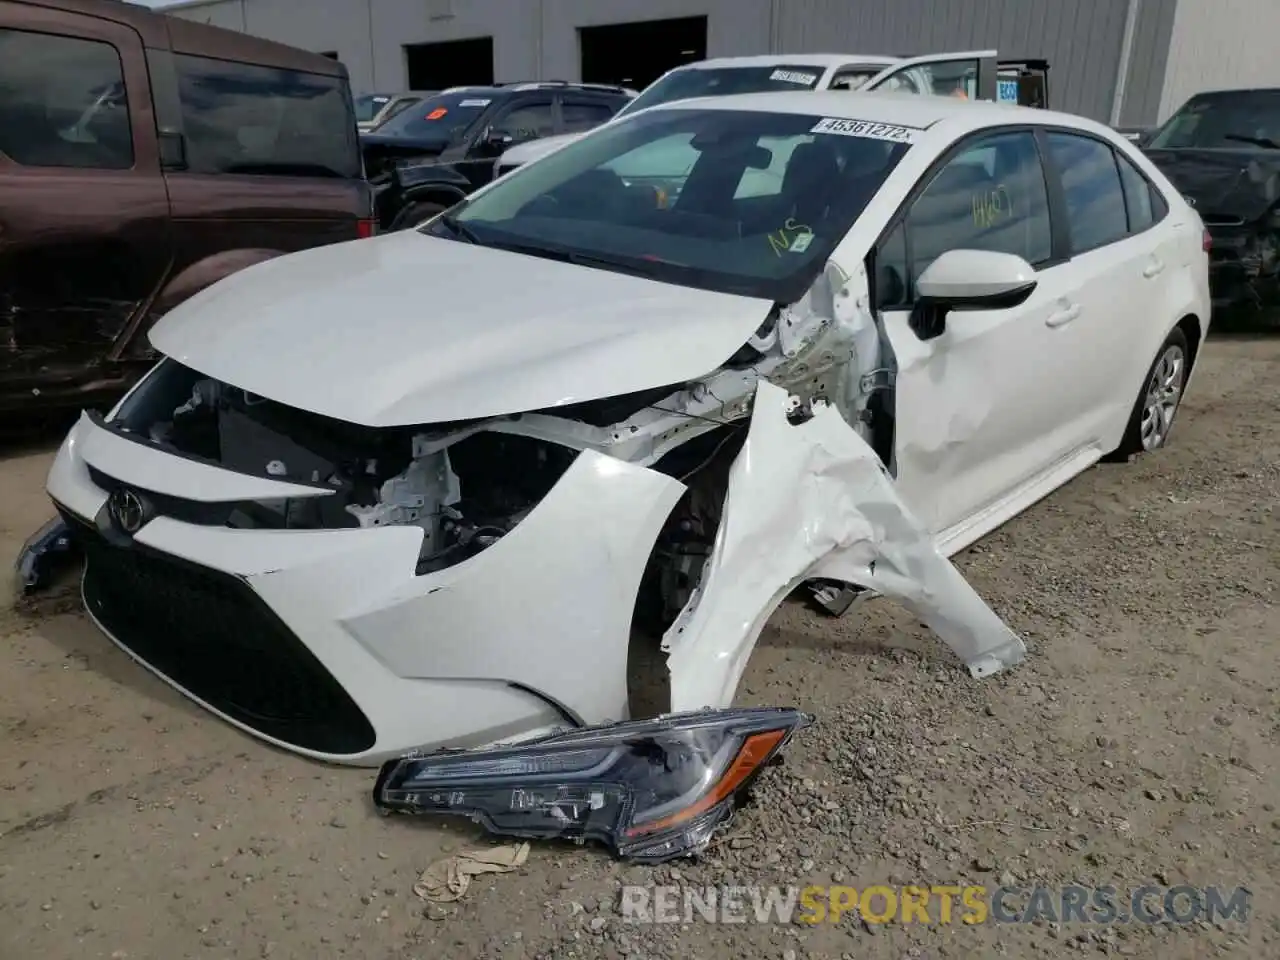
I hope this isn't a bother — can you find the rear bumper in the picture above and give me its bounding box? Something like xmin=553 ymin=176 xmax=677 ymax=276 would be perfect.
xmin=47 ymin=412 xmax=683 ymax=765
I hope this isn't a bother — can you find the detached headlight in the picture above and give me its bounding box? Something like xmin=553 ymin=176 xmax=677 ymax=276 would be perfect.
xmin=374 ymin=707 xmax=811 ymax=863
xmin=14 ymin=514 xmax=77 ymax=598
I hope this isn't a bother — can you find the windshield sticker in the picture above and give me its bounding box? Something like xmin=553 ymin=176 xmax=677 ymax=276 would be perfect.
xmin=789 ymin=232 xmax=815 ymax=253
xmin=770 ymin=69 xmax=819 ymax=85
xmin=811 ymin=117 xmax=918 ymax=143
xmin=768 ymin=218 xmax=814 ymax=257
xmin=458 ymin=98 xmax=492 ymax=107
xmin=425 ymin=107 xmax=449 ymax=120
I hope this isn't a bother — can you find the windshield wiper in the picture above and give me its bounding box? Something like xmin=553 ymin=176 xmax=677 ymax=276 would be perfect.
xmin=433 ymin=213 xmax=481 ymax=244
xmin=1222 ymin=133 xmax=1280 ymax=149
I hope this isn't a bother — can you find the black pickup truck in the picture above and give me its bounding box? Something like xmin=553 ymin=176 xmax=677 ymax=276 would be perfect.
xmin=361 ymin=81 xmax=634 ymax=231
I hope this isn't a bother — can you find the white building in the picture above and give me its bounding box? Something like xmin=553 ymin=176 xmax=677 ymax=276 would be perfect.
xmin=156 ymin=0 xmax=1280 ymax=125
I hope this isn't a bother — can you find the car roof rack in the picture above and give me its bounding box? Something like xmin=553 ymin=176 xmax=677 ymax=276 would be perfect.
xmin=505 ymin=79 xmax=634 ymax=94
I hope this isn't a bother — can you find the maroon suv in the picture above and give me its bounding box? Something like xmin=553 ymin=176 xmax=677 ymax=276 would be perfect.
xmin=0 ymin=0 xmax=374 ymax=412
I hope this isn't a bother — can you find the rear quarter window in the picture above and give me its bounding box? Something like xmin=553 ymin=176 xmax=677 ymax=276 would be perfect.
xmin=174 ymin=54 xmax=360 ymax=179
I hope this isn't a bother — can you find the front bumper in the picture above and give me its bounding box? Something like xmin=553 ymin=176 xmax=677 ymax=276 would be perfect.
xmin=47 ymin=413 xmax=684 ymax=765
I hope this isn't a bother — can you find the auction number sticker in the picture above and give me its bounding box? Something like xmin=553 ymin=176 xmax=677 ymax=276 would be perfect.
xmin=770 ymin=69 xmax=819 ymax=85
xmin=811 ymin=117 xmax=918 ymax=143
xmin=459 ymin=98 xmax=492 ymax=107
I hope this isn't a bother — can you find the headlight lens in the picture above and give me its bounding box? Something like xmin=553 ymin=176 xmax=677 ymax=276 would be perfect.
xmin=374 ymin=707 xmax=811 ymax=862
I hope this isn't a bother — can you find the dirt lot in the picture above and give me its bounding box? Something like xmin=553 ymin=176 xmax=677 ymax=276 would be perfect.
xmin=0 ymin=336 xmax=1276 ymax=960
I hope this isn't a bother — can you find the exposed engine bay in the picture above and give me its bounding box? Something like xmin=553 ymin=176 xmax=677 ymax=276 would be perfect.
xmin=105 ymin=260 xmax=893 ymax=629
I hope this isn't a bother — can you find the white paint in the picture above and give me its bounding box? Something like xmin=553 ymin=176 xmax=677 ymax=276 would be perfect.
xmin=148 ymin=232 xmax=773 ymax=427
xmin=664 ymin=382 xmax=1027 ymax=714
xmin=46 ymin=91 xmax=1212 ymax=766
xmin=914 ymin=249 xmax=1036 ymax=300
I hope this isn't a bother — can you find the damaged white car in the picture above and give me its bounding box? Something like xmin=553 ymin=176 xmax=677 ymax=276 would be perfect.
xmin=30 ymin=91 xmax=1209 ymax=765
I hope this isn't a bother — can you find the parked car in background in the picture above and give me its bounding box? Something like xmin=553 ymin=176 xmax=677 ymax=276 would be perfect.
xmin=0 ymin=0 xmax=373 ymax=414
xmin=495 ymin=52 xmax=1051 ymax=176
xmin=1142 ymin=87 xmax=1280 ymax=310
xmin=361 ymin=81 xmax=635 ymax=230
xmin=25 ymin=91 xmax=1205 ymax=763
xmin=1114 ymin=125 xmax=1154 ymax=145
xmin=355 ymin=91 xmax=435 ymax=132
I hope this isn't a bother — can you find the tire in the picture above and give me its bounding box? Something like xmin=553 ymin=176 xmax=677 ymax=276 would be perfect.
xmin=388 ymin=200 xmax=447 ymax=232
xmin=1110 ymin=326 xmax=1190 ymax=460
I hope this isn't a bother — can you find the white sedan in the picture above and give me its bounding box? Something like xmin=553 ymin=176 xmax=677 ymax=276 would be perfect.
xmin=35 ymin=91 xmax=1209 ymax=765
xmin=494 ymin=49 xmax=1042 ymax=175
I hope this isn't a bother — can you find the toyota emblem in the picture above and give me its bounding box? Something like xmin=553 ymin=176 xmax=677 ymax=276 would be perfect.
xmin=108 ymin=488 xmax=149 ymax=535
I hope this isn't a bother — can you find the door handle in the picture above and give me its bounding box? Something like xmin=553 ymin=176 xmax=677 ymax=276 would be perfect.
xmin=1045 ymin=304 xmax=1081 ymax=328
xmin=1142 ymin=258 xmax=1165 ymax=278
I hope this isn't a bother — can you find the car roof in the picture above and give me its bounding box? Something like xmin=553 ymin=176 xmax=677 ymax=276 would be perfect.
xmin=651 ymin=89 xmax=1106 ymax=136
xmin=16 ymin=0 xmax=346 ymax=76
xmin=682 ymin=53 xmax=901 ymax=71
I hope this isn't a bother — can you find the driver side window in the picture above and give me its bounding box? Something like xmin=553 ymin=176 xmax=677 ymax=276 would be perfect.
xmin=875 ymin=130 xmax=1052 ymax=306
xmin=490 ymin=100 xmax=555 ymax=143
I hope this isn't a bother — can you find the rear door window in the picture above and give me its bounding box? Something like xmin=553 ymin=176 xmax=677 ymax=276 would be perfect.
xmin=0 ymin=29 xmax=133 ymax=169
xmin=560 ymin=100 xmax=616 ymax=134
xmin=490 ymin=100 xmax=556 ymax=142
xmin=1044 ymin=132 xmax=1129 ymax=253
xmin=174 ymin=54 xmax=360 ymax=178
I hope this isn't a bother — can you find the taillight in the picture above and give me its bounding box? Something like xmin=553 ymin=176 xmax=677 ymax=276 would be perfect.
xmin=358 ymin=218 xmax=377 ymax=240
xmin=1202 ymin=228 xmax=1212 ymax=252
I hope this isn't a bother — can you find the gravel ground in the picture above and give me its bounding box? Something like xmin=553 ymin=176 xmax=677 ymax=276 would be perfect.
xmin=0 ymin=336 xmax=1276 ymax=960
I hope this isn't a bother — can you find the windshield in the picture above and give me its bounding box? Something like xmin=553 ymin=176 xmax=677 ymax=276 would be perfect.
xmin=1149 ymin=92 xmax=1280 ymax=150
xmin=373 ymin=91 xmax=493 ymax=143
xmin=617 ymin=64 xmax=825 ymax=119
xmin=355 ymin=93 xmax=391 ymax=122
xmin=443 ymin=106 xmax=910 ymax=302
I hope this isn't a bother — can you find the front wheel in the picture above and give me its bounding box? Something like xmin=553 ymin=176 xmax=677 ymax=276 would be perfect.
xmin=1110 ymin=326 xmax=1190 ymax=459
xmin=388 ymin=201 xmax=447 ymax=232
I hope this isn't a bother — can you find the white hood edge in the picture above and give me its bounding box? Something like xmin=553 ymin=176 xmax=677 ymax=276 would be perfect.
xmin=149 ymin=231 xmax=773 ymax=428
xmin=499 ymin=132 xmax=586 ymax=166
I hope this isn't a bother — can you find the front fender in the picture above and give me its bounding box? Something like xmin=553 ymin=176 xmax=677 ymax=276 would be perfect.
xmin=664 ymin=381 xmax=1025 ymax=713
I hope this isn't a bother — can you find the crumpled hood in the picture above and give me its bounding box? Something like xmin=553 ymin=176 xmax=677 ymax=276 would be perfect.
xmin=1146 ymin=148 xmax=1280 ymax=222
xmin=149 ymin=231 xmax=772 ymax=427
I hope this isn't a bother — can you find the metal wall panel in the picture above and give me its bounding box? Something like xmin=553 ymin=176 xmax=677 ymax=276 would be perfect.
xmin=168 ymin=0 xmax=1179 ymax=121
xmin=538 ymin=0 xmax=771 ymax=78
xmin=1116 ymin=0 xmax=1178 ymax=126
xmin=1159 ymin=0 xmax=1280 ymax=119
xmin=773 ymin=0 xmax=1131 ymax=120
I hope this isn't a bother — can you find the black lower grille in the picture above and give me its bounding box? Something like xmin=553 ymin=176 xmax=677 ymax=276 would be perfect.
xmin=64 ymin=511 xmax=375 ymax=755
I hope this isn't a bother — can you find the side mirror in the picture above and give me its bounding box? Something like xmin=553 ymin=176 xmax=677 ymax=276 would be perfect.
xmin=910 ymin=249 xmax=1037 ymax=341
xmin=479 ymin=129 xmax=516 ymax=155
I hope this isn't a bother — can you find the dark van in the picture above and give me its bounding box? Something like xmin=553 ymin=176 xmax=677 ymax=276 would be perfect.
xmin=0 ymin=0 xmax=374 ymax=413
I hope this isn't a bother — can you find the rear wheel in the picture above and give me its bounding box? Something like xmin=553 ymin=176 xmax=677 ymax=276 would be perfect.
xmin=388 ymin=201 xmax=447 ymax=232
xmin=1111 ymin=326 xmax=1189 ymax=459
